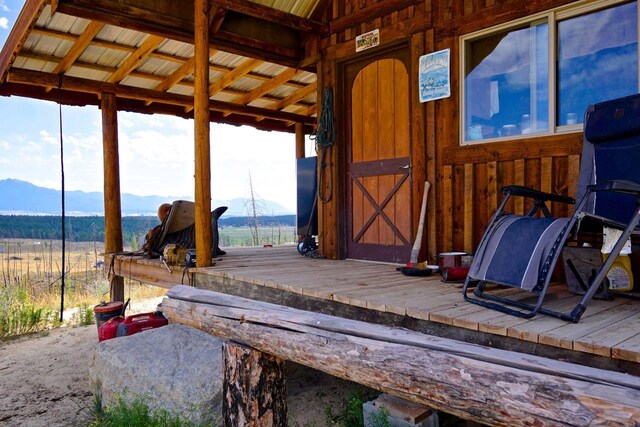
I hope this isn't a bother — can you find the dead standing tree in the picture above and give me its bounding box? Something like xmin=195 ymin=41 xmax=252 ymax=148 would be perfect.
xmin=245 ymin=172 xmax=263 ymax=246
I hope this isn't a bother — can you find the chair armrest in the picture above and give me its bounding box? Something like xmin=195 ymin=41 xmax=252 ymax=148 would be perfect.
xmin=592 ymin=180 xmax=640 ymax=196
xmin=502 ymin=185 xmax=575 ymax=204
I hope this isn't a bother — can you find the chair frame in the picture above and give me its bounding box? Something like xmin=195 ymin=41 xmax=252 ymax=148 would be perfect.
xmin=462 ymin=181 xmax=640 ymax=323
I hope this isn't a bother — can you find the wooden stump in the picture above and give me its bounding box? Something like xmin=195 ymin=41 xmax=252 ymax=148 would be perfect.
xmin=223 ymin=342 xmax=287 ymax=427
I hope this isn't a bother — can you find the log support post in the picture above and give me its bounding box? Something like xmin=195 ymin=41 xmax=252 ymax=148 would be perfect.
xmin=223 ymin=341 xmax=287 ymax=427
xmin=295 ymin=123 xmax=305 ymax=160
xmin=101 ymin=92 xmax=125 ymax=302
xmin=194 ymin=0 xmax=213 ymax=267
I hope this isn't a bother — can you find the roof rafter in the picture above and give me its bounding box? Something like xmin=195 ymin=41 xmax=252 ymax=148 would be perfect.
xmin=53 ymin=0 xmax=305 ymax=69
xmin=235 ymin=68 xmax=300 ymax=105
xmin=208 ymin=57 xmax=262 ymax=97
xmin=19 ymin=49 xmax=316 ymax=110
xmin=29 ymin=25 xmax=312 ymax=89
xmin=147 ymin=48 xmax=217 ymax=106
xmin=52 ymin=20 xmax=104 ymax=74
xmin=0 ymin=0 xmax=48 ymax=83
xmin=273 ymin=81 xmax=317 ymax=111
xmin=108 ymin=34 xmax=165 ymax=84
xmin=7 ymin=68 xmax=315 ymax=125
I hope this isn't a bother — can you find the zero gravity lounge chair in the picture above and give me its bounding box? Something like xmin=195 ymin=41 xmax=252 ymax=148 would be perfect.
xmin=462 ymin=94 xmax=640 ymax=322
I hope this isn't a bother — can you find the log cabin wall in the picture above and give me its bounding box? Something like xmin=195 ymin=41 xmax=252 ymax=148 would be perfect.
xmin=317 ymin=0 xmax=586 ymax=261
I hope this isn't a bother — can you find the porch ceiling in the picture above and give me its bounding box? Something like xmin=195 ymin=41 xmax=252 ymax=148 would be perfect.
xmin=0 ymin=0 xmax=329 ymax=133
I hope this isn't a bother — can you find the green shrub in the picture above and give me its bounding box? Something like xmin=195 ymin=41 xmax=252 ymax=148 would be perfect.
xmin=325 ymin=391 xmax=367 ymax=427
xmin=0 ymin=284 xmax=59 ymax=338
xmin=70 ymin=302 xmax=95 ymax=327
xmin=91 ymin=394 xmax=199 ymax=427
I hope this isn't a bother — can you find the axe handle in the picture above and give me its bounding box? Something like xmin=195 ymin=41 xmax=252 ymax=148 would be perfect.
xmin=410 ymin=181 xmax=431 ymax=265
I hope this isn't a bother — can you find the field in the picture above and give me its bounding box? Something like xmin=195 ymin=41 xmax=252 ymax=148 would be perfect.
xmin=0 ymin=222 xmax=299 ymax=338
xmin=219 ymin=225 xmax=298 ymax=247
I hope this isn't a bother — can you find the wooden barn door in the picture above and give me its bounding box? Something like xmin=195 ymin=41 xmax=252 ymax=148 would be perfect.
xmin=345 ymin=51 xmax=412 ymax=263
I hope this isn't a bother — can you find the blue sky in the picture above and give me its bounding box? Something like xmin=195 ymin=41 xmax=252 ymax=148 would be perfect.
xmin=0 ymin=0 xmax=312 ymax=213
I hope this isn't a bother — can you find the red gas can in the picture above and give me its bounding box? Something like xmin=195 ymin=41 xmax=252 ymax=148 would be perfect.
xmin=116 ymin=311 xmax=168 ymax=337
xmin=98 ymin=315 xmax=124 ymax=342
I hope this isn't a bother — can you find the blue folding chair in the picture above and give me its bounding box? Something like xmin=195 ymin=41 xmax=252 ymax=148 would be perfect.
xmin=462 ymin=94 xmax=640 ymax=322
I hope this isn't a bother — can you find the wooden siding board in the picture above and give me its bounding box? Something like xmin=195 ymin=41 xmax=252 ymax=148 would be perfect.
xmin=552 ymin=156 xmax=568 ymax=217
xmin=424 ymin=28 xmax=437 ymax=261
xmin=473 ymin=162 xmax=488 ymax=248
xmin=514 ymin=159 xmax=525 ymax=215
xmin=463 ymin=163 xmax=474 ymax=253
xmin=452 ymin=164 xmax=465 ymax=251
xmin=497 ymin=160 xmax=514 ymax=215
xmin=442 ymin=165 xmax=453 ymax=252
xmin=567 ymin=154 xmax=580 ymax=216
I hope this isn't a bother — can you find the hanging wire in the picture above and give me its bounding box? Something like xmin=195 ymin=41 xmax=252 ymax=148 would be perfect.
xmin=310 ymin=87 xmax=335 ymax=202
xmin=58 ymin=74 xmax=66 ymax=322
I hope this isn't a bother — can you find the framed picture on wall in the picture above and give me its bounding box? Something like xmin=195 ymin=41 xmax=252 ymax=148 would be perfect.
xmin=419 ymin=49 xmax=451 ymax=103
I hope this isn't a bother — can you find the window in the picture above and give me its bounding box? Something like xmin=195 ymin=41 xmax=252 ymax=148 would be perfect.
xmin=461 ymin=0 xmax=639 ymax=144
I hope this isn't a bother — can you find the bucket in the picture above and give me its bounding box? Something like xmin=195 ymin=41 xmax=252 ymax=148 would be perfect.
xmin=93 ymin=299 xmax=128 ymax=329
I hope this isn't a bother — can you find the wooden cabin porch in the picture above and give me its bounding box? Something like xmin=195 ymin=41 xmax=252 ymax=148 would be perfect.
xmin=108 ymin=245 xmax=640 ymax=375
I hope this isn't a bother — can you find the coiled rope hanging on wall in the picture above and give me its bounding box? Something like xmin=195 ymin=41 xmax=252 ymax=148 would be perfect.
xmin=57 ymin=75 xmax=66 ymax=322
xmin=311 ymin=87 xmax=334 ymax=203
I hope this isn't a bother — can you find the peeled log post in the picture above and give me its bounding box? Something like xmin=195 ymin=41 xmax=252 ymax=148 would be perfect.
xmin=223 ymin=342 xmax=287 ymax=426
xmin=101 ymin=92 xmax=124 ymax=302
xmin=194 ymin=0 xmax=213 ymax=267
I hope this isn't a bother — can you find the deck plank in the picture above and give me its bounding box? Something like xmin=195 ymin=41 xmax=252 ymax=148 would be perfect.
xmin=113 ymin=246 xmax=640 ymax=365
xmin=538 ymin=301 xmax=640 ymax=350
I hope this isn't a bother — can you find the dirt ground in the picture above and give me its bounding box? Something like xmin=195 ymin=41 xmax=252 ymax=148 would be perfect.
xmin=0 ymin=297 xmax=375 ymax=427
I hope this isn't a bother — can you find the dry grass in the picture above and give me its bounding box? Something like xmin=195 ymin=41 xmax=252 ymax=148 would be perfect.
xmin=0 ymin=238 xmax=166 ymax=337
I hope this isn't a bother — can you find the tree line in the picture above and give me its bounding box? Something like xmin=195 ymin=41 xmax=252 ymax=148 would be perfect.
xmin=0 ymin=214 xmax=296 ymax=242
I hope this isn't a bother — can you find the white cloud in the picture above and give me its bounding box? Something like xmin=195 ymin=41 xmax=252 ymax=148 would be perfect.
xmin=39 ymin=129 xmax=58 ymax=145
xmin=0 ymin=1 xmax=9 ymax=12
xmin=0 ymin=17 xmax=8 ymax=30
xmin=0 ymin=140 xmax=9 ymax=150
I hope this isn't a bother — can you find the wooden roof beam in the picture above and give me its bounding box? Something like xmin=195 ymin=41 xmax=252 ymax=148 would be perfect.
xmin=152 ymin=49 xmax=216 ymax=97
xmin=108 ymin=34 xmax=165 ymax=84
xmin=19 ymin=50 xmax=316 ymax=109
xmin=209 ymin=0 xmax=324 ymax=34
xmin=54 ymin=0 xmax=303 ymax=69
xmin=208 ymin=58 xmax=262 ymax=97
xmin=235 ymin=68 xmax=300 ymax=105
xmin=7 ymin=68 xmax=316 ymax=125
xmin=209 ymin=6 xmax=227 ymax=35
xmin=52 ymin=21 xmax=104 ymax=74
xmin=309 ymin=0 xmax=333 ymax=21
xmin=0 ymin=0 xmax=48 ymax=83
xmin=273 ymin=81 xmax=317 ymax=111
xmin=30 ymin=26 xmax=312 ymax=88
xmin=329 ymin=0 xmax=423 ymax=34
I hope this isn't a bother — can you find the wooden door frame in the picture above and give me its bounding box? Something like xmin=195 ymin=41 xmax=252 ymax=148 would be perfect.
xmin=336 ymin=41 xmax=412 ymax=260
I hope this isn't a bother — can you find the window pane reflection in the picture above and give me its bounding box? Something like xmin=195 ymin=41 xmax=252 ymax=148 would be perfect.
xmin=465 ymin=23 xmax=549 ymax=142
xmin=557 ymin=2 xmax=638 ymax=126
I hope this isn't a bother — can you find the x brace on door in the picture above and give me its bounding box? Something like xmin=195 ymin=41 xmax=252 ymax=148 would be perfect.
xmin=351 ymin=172 xmax=411 ymax=245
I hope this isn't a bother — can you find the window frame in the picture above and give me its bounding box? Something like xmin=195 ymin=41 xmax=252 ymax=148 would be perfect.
xmin=459 ymin=0 xmax=640 ymax=146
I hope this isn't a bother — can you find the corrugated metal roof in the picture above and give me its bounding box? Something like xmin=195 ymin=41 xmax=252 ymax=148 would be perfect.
xmin=252 ymin=0 xmax=321 ymax=19
xmin=1 ymin=0 xmax=318 ymax=132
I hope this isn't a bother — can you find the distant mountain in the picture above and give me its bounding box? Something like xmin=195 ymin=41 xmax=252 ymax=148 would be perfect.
xmin=0 ymin=179 xmax=293 ymax=216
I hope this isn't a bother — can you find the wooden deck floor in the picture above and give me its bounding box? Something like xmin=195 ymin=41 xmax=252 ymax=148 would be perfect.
xmin=111 ymin=245 xmax=640 ymax=367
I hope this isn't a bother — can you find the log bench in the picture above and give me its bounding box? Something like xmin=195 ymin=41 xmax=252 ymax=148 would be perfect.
xmin=162 ymin=285 xmax=640 ymax=426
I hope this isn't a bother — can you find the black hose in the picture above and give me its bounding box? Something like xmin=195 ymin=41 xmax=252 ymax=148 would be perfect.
xmin=58 ymin=74 xmax=66 ymax=322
